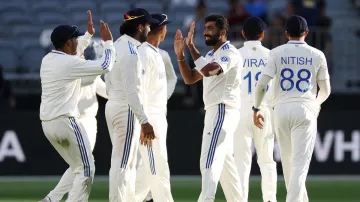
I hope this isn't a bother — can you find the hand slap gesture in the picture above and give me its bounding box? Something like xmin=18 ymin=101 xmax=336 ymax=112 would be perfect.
xmin=174 ymin=29 xmax=186 ymax=56
xmin=99 ymin=20 xmax=113 ymax=41
xmin=87 ymin=10 xmax=95 ymax=35
xmin=185 ymin=21 xmax=195 ymax=47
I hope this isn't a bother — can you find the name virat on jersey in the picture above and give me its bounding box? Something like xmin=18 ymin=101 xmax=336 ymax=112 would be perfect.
xmin=243 ymin=58 xmax=267 ymax=68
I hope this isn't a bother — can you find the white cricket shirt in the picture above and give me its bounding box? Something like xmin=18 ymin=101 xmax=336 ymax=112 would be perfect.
xmin=263 ymin=40 xmax=330 ymax=106
xmin=40 ymin=40 xmax=115 ymax=121
xmin=105 ymin=34 xmax=148 ymax=124
xmin=159 ymin=48 xmax=177 ymax=100
xmin=78 ymin=76 xmax=108 ymax=117
xmin=138 ymin=42 xmax=167 ymax=114
xmin=194 ymin=41 xmax=243 ymax=110
xmin=238 ymin=41 xmax=273 ymax=108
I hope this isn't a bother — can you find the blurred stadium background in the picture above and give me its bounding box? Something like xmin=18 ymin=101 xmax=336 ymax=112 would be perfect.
xmin=1 ymin=0 xmax=360 ymax=201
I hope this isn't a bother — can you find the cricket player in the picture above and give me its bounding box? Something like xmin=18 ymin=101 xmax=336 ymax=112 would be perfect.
xmin=235 ymin=16 xmax=277 ymax=202
xmin=105 ymin=8 xmax=158 ymax=202
xmin=253 ymin=15 xmax=331 ymax=202
xmin=40 ymin=12 xmax=115 ymax=202
xmin=135 ymin=13 xmax=175 ymax=202
xmin=137 ymin=43 xmax=178 ymax=202
xmin=174 ymin=15 xmax=244 ymax=202
xmin=40 ymin=13 xmax=110 ymax=202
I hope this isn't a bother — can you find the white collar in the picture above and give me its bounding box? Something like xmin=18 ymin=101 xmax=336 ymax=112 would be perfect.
xmin=287 ymin=40 xmax=307 ymax=44
xmin=51 ymin=50 xmax=67 ymax=55
xmin=144 ymin=42 xmax=159 ymax=53
xmin=244 ymin=40 xmax=262 ymax=46
xmin=120 ymin=34 xmax=142 ymax=47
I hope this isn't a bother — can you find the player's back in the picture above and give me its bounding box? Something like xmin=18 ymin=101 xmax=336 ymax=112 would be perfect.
xmin=238 ymin=41 xmax=272 ymax=109
xmin=264 ymin=41 xmax=328 ymax=105
xmin=105 ymin=34 xmax=141 ymax=105
xmin=138 ymin=42 xmax=167 ymax=114
xmin=40 ymin=51 xmax=82 ymax=121
xmin=202 ymin=42 xmax=242 ymax=110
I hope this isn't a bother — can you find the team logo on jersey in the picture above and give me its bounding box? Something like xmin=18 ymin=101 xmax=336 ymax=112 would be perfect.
xmin=252 ymin=47 xmax=256 ymax=51
xmin=220 ymin=56 xmax=229 ymax=63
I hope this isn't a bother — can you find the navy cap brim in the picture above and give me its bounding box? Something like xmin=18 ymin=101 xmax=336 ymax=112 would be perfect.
xmin=145 ymin=16 xmax=160 ymax=24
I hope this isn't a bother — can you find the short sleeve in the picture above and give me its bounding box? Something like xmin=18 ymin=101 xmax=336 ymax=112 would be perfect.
xmin=262 ymin=50 xmax=277 ymax=78
xmin=317 ymin=53 xmax=330 ymax=81
xmin=215 ymin=49 xmax=239 ymax=74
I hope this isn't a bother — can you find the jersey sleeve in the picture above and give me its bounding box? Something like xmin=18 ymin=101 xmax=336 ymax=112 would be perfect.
xmin=162 ymin=51 xmax=177 ymax=99
xmin=95 ymin=76 xmax=108 ymax=99
xmin=76 ymin=32 xmax=93 ymax=57
xmin=317 ymin=53 xmax=330 ymax=81
xmin=68 ymin=40 xmax=115 ymax=78
xmin=121 ymin=54 xmax=148 ymax=125
xmin=214 ymin=49 xmax=240 ymax=74
xmin=262 ymin=50 xmax=277 ymax=78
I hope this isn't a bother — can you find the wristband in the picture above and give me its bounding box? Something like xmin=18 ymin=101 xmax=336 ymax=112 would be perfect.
xmin=252 ymin=106 xmax=260 ymax=112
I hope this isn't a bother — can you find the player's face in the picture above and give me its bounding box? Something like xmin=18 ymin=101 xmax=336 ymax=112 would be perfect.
xmin=203 ymin=21 xmax=220 ymax=46
xmin=139 ymin=23 xmax=151 ymax=42
xmin=67 ymin=37 xmax=78 ymax=55
xmin=160 ymin=25 xmax=167 ymax=42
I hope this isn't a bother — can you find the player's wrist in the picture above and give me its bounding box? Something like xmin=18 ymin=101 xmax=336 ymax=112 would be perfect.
xmin=252 ymin=106 xmax=260 ymax=112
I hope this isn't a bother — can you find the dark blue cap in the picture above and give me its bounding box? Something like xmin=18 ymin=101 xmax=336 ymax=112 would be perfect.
xmin=124 ymin=8 xmax=159 ymax=24
xmin=286 ymin=15 xmax=308 ymax=35
xmin=150 ymin=14 xmax=172 ymax=30
xmin=51 ymin=25 xmax=84 ymax=46
xmin=242 ymin=16 xmax=266 ymax=37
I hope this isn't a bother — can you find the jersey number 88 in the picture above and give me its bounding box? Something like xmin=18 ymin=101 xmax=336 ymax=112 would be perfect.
xmin=280 ymin=68 xmax=311 ymax=92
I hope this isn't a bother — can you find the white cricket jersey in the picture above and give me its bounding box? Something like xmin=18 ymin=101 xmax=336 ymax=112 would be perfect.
xmin=138 ymin=42 xmax=167 ymax=114
xmin=78 ymin=76 xmax=108 ymax=117
xmin=263 ymin=40 xmax=330 ymax=106
xmin=195 ymin=41 xmax=243 ymax=110
xmin=40 ymin=40 xmax=115 ymax=121
xmin=159 ymin=48 xmax=177 ymax=100
xmin=105 ymin=34 xmax=148 ymax=124
xmin=238 ymin=41 xmax=273 ymax=107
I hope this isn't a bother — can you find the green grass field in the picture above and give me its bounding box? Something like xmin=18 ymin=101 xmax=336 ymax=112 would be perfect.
xmin=0 ymin=176 xmax=359 ymax=202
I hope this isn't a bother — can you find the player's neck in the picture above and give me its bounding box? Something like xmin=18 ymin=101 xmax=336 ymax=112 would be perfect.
xmin=147 ymin=36 xmax=161 ymax=48
xmin=213 ymin=39 xmax=227 ymax=52
xmin=288 ymin=36 xmax=306 ymax=42
xmin=56 ymin=48 xmax=71 ymax=55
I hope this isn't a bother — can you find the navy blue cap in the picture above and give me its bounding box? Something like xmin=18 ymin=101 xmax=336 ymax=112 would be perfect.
xmin=51 ymin=25 xmax=84 ymax=46
xmin=150 ymin=14 xmax=172 ymax=30
xmin=124 ymin=8 xmax=159 ymax=24
xmin=286 ymin=15 xmax=308 ymax=35
xmin=242 ymin=16 xmax=266 ymax=37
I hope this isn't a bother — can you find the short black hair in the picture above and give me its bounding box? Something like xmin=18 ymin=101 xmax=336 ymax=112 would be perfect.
xmin=204 ymin=15 xmax=229 ymax=32
xmin=242 ymin=16 xmax=266 ymax=40
xmin=119 ymin=19 xmax=147 ymax=37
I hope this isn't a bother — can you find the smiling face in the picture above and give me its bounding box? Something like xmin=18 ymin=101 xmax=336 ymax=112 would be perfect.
xmin=203 ymin=21 xmax=221 ymax=46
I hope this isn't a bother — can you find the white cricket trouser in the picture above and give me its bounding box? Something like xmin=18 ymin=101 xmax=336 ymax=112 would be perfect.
xmin=136 ymin=153 xmax=153 ymax=202
xmin=274 ymin=102 xmax=318 ymax=202
xmin=46 ymin=115 xmax=97 ymax=202
xmin=135 ymin=113 xmax=173 ymax=202
xmin=42 ymin=117 xmax=95 ymax=202
xmin=198 ymin=103 xmax=243 ymax=202
xmin=106 ymin=101 xmax=141 ymax=202
xmin=235 ymin=105 xmax=277 ymax=202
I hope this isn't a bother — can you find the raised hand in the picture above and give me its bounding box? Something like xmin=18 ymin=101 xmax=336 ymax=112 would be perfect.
xmin=185 ymin=21 xmax=195 ymax=47
xmin=174 ymin=29 xmax=185 ymax=56
xmin=99 ymin=20 xmax=113 ymax=42
xmin=87 ymin=10 xmax=95 ymax=35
